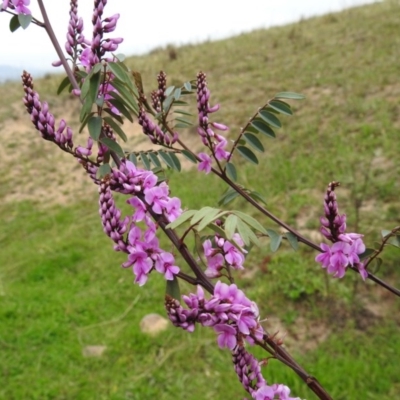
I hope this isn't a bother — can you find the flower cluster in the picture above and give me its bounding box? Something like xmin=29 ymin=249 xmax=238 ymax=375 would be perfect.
xmin=166 ymin=281 xmax=263 ymax=347
xmin=315 ymin=182 xmax=367 ymax=280
xmin=167 ymin=283 xmax=298 ymax=399
xmin=64 ymin=0 xmax=84 ymax=59
xmin=97 ymin=160 xmax=182 ymax=285
xmin=1 ymin=0 xmax=31 ymax=15
xmin=78 ymin=0 xmax=122 ymax=71
xmin=22 ymin=71 xmax=74 ymax=151
xmin=234 ymin=346 xmax=300 ymax=400
xmin=196 ymin=72 xmax=230 ymax=173
xmin=150 ymin=71 xmax=167 ymax=113
xmin=203 ymin=233 xmax=247 ymax=278
xmin=138 ymin=104 xmax=178 ymax=146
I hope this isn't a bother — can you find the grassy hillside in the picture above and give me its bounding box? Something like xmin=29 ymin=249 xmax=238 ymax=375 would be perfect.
xmin=1 ymin=1 xmax=400 ymax=399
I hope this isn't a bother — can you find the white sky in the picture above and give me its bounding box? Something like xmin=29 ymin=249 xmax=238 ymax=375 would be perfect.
xmin=0 ymin=0 xmax=378 ymax=72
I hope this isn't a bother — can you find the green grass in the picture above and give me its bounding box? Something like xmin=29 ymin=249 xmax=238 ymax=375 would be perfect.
xmin=1 ymin=1 xmax=400 ymax=399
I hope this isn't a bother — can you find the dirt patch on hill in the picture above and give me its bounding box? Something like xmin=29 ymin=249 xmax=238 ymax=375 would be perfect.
xmin=0 ymin=97 xmax=201 ymax=207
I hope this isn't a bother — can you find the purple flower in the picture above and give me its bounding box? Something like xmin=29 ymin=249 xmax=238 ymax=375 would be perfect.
xmin=316 ymin=234 xmax=367 ymax=280
xmin=164 ymin=197 xmax=182 ymax=222
xmin=6 ymin=0 xmax=31 ymax=14
xmin=252 ymin=386 xmax=275 ymax=400
xmin=144 ymin=184 xmax=169 ymax=214
xmin=316 ymin=182 xmax=368 ymax=280
xmin=203 ymin=239 xmax=224 ymax=277
xmin=155 ymin=252 xmax=180 ymax=280
xmin=198 ymin=152 xmax=212 ymax=174
xmin=223 ymin=241 xmax=245 ymax=269
xmin=214 ymin=323 xmax=237 ymax=350
xmin=128 ymin=250 xmax=153 ymax=286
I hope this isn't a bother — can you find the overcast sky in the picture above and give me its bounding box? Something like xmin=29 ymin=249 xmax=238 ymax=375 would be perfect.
xmin=1 ymin=0 xmax=377 ymax=72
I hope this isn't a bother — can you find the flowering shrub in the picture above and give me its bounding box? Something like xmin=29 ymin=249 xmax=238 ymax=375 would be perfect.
xmin=2 ymin=1 xmax=400 ymax=399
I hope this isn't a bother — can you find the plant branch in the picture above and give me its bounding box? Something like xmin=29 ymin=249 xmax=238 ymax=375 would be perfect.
xmin=37 ymin=0 xmax=79 ymax=91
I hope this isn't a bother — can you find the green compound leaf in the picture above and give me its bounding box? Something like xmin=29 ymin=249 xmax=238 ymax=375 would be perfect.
xmin=248 ymin=190 xmax=267 ymax=205
xmin=388 ymin=236 xmax=400 ymax=248
xmin=140 ymin=152 xmax=150 ymax=170
xmin=174 ymin=109 xmax=193 ymax=116
xmin=275 ymin=92 xmax=306 ymax=100
xmin=224 ymin=214 xmax=238 ymax=241
xmin=57 ymin=76 xmax=72 ymax=95
xmin=237 ymin=146 xmax=259 ymax=164
xmin=225 ymin=162 xmax=237 ymax=181
xmin=251 ymin=119 xmax=276 ymax=138
xmin=275 ymin=91 xmax=305 ymax=100
xmin=108 ymin=62 xmax=130 ymax=84
xmin=208 ymin=223 xmax=226 ymax=237
xmin=18 ymin=14 xmax=32 ymax=29
xmin=181 ymin=150 xmax=198 ymax=164
xmin=175 ymin=117 xmax=193 ymax=127
xmin=359 ymin=248 xmax=376 ymax=260
xmin=148 ymin=152 xmax=161 ymax=168
xmin=269 ymin=99 xmax=293 ymax=116
xmin=236 ymin=218 xmax=260 ymax=247
xmin=174 ymin=87 xmax=182 ymax=100
xmin=243 ymin=125 xmax=259 ymax=135
xmin=184 ymin=81 xmax=192 ymax=91
xmin=259 ymin=109 xmax=282 ymax=129
xmin=163 ymin=96 xmax=174 ymax=111
xmin=266 ymin=229 xmax=282 ymax=252
xmin=88 ymin=116 xmax=102 ymax=140
xmin=111 ymin=79 xmax=139 ymax=115
xmin=191 ymin=207 xmax=219 ymax=225
xmin=165 ymin=86 xmax=175 ymax=97
xmin=99 ymin=137 xmax=124 ymax=158
xmin=166 ymin=210 xmax=197 ymax=229
xmin=218 ymin=187 xmax=240 ymax=206
xmin=232 ymin=211 xmax=268 ymax=235
xmin=128 ymin=152 xmax=137 ymax=165
xmin=244 ymin=133 xmax=265 ymax=153
xmin=103 ymin=107 xmax=124 ymax=124
xmin=198 ymin=210 xmax=228 ymax=232
xmin=168 ymin=152 xmax=182 ymax=172
xmin=9 ymin=15 xmax=21 ymax=32
xmin=285 ymin=232 xmax=299 ymax=251
xmin=103 ymin=116 xmax=128 ymax=142
xmin=158 ymin=151 xmax=175 ymax=169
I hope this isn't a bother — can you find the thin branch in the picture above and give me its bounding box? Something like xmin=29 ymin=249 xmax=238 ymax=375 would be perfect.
xmin=37 ymin=0 xmax=79 ymax=91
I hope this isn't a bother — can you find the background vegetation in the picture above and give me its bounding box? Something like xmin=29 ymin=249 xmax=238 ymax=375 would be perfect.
xmin=0 ymin=1 xmax=399 ymax=399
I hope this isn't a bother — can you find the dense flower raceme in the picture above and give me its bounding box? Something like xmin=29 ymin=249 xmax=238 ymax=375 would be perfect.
xmin=98 ymin=160 xmax=182 ymax=285
xmin=21 ymin=71 xmax=181 ymax=286
xmin=64 ymin=0 xmax=85 ymax=59
xmin=75 ymin=0 xmax=122 ymax=71
xmin=234 ymin=347 xmax=300 ymax=400
xmin=196 ymin=72 xmax=230 ymax=173
xmin=52 ymin=0 xmax=123 ymax=115
xmin=166 ymin=283 xmax=299 ymax=399
xmin=22 ymin=71 xmax=74 ymax=151
xmin=315 ymin=182 xmax=368 ymax=280
xmin=0 ymin=0 xmax=31 ymax=14
xmin=138 ymin=103 xmax=178 ymax=146
xmin=150 ymin=71 xmax=167 ymax=113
